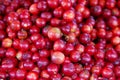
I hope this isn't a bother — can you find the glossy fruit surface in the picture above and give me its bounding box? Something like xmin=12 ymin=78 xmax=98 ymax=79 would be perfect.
xmin=51 ymin=51 xmax=65 ymax=64
xmin=0 ymin=0 xmax=120 ymax=79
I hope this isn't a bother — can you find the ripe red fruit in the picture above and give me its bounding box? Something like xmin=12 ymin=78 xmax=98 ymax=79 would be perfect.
xmin=35 ymin=39 xmax=46 ymax=50
xmin=114 ymin=66 xmax=120 ymax=77
xmin=47 ymin=0 xmax=59 ymax=9
xmin=111 ymin=36 xmax=120 ymax=45
xmin=105 ymin=49 xmax=118 ymax=62
xmin=29 ymin=3 xmax=39 ymax=14
xmin=51 ymin=51 xmax=65 ymax=64
xmin=17 ymin=30 xmax=28 ymax=40
xmin=41 ymin=12 xmax=52 ymax=21
xmin=81 ymin=24 xmax=93 ymax=33
xmin=91 ymin=5 xmax=102 ymax=16
xmin=32 ymin=67 xmax=40 ymax=74
xmin=53 ymin=7 xmax=63 ymax=18
xmin=21 ymin=19 xmax=32 ymax=30
xmin=108 ymin=16 xmax=118 ymax=28
xmin=101 ymin=67 xmax=113 ymax=78
xmin=0 ymin=71 xmax=6 ymax=79
xmin=0 ymin=20 xmax=5 ymax=30
xmin=82 ymin=8 xmax=90 ymax=18
xmin=9 ymin=68 xmax=17 ymax=79
xmin=23 ymin=60 xmax=34 ymax=70
xmin=60 ymin=0 xmax=72 ymax=10
xmin=91 ymin=65 xmax=102 ymax=75
xmin=105 ymin=0 xmax=116 ymax=9
xmin=16 ymin=69 xmax=26 ymax=79
xmin=47 ymin=63 xmax=59 ymax=75
xmin=26 ymin=71 xmax=38 ymax=80
xmin=50 ymin=18 xmax=61 ymax=27
xmin=102 ymin=9 xmax=112 ymax=18
xmin=37 ymin=58 xmax=49 ymax=69
xmin=115 ymin=44 xmax=120 ymax=54
xmin=76 ymin=4 xmax=85 ymax=13
xmin=1 ymin=0 xmax=120 ymax=79
xmin=39 ymin=49 xmax=49 ymax=58
xmin=48 ymin=27 xmax=62 ymax=41
xmin=18 ymin=9 xmax=30 ymax=19
xmin=1 ymin=58 xmax=16 ymax=71
xmin=36 ymin=18 xmax=46 ymax=28
xmin=89 ymin=0 xmax=98 ymax=6
xmin=79 ymin=70 xmax=90 ymax=79
xmin=32 ymin=52 xmax=39 ymax=62
xmin=0 ymin=30 xmax=6 ymax=41
xmin=65 ymin=33 xmax=76 ymax=43
xmin=50 ymin=74 xmax=61 ymax=80
xmin=63 ymin=10 xmax=75 ymax=22
xmin=79 ymin=33 xmax=91 ymax=44
xmin=0 ymin=48 xmax=6 ymax=58
xmin=70 ymin=50 xmax=81 ymax=62
xmin=40 ymin=70 xmax=50 ymax=79
xmin=2 ymin=38 xmax=12 ymax=48
xmin=37 ymin=1 xmax=47 ymax=11
xmin=19 ymin=40 xmax=30 ymax=51
xmin=6 ymin=12 xmax=18 ymax=23
xmin=81 ymin=53 xmax=91 ymax=64
xmin=62 ymin=63 xmax=75 ymax=76
xmin=10 ymin=20 xmax=21 ymax=31
xmin=5 ymin=48 xmax=16 ymax=58
xmin=53 ymin=39 xmax=66 ymax=51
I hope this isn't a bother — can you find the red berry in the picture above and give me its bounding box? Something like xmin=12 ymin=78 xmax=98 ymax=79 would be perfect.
xmin=62 ymin=63 xmax=75 ymax=76
xmin=101 ymin=67 xmax=113 ymax=78
xmin=48 ymin=27 xmax=62 ymax=41
xmin=26 ymin=71 xmax=38 ymax=80
xmin=51 ymin=51 xmax=65 ymax=64
xmin=29 ymin=3 xmax=39 ymax=14
xmin=2 ymin=38 xmax=12 ymax=48
xmin=63 ymin=10 xmax=75 ymax=22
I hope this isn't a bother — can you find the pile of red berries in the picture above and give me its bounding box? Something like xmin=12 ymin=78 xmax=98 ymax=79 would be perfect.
xmin=0 ymin=0 xmax=120 ymax=80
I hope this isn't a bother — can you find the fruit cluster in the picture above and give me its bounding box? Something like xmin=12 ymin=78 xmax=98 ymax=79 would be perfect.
xmin=0 ymin=0 xmax=120 ymax=80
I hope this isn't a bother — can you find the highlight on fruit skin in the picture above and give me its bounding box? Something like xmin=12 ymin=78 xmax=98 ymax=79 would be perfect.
xmin=0 ymin=0 xmax=120 ymax=80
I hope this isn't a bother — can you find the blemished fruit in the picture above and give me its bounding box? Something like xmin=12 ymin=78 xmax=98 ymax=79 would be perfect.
xmin=0 ymin=0 xmax=120 ymax=79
